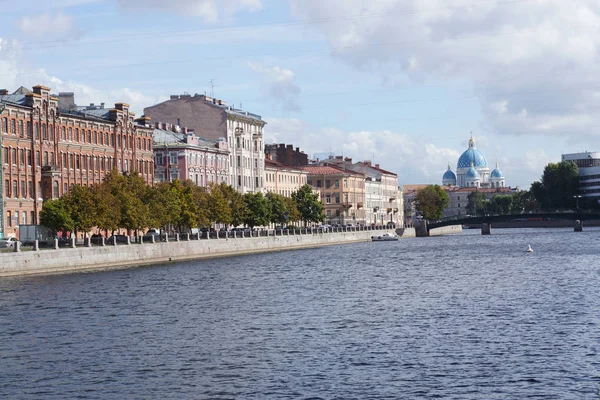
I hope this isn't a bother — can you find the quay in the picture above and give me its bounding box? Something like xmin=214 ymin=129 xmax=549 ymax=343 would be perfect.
xmin=0 ymin=227 xmax=410 ymax=277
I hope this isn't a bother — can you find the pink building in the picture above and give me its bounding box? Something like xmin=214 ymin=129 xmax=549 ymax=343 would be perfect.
xmin=153 ymin=123 xmax=229 ymax=186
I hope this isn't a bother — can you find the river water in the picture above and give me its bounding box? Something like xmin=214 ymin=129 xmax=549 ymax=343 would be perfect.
xmin=1 ymin=228 xmax=600 ymax=399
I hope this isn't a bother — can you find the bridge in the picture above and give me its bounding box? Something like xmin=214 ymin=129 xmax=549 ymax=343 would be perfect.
xmin=414 ymin=211 xmax=600 ymax=237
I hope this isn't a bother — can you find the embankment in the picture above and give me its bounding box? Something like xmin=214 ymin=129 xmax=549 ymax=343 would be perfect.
xmin=0 ymin=228 xmax=409 ymax=277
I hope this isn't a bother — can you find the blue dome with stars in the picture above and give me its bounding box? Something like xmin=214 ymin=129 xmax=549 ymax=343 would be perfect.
xmin=457 ymin=137 xmax=488 ymax=169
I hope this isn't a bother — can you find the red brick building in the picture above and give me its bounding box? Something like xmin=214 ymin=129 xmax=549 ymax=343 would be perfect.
xmin=0 ymin=85 xmax=154 ymax=238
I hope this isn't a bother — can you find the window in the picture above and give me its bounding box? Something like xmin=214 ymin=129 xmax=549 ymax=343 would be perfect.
xmin=19 ymin=149 xmax=24 ymax=165
xmin=169 ymin=152 xmax=177 ymax=165
xmin=4 ymin=179 xmax=9 ymax=196
xmin=238 ymin=175 xmax=241 ymax=186
xmin=326 ymin=180 xmax=331 ymax=188
xmin=42 ymin=124 xmax=47 ymax=140
xmin=12 ymin=180 xmax=17 ymax=198
xmin=44 ymin=152 xmax=48 ymax=166
xmin=20 ymin=180 xmax=25 ymax=198
xmin=335 ymin=180 xmax=340 ymax=188
xmin=19 ymin=121 xmax=24 ymax=137
xmin=316 ymin=180 xmax=322 ymax=188
xmin=30 ymin=211 xmax=35 ymax=225
xmin=326 ymin=194 xmax=331 ymax=204
xmin=254 ymin=158 xmax=258 ymax=168
xmin=11 ymin=148 xmax=16 ymax=165
xmin=255 ymin=176 xmax=259 ymax=188
xmin=237 ymin=155 xmax=241 ymax=167
xmin=326 ymin=210 xmax=331 ymax=217
xmin=1 ymin=117 xmax=7 ymax=133
xmin=11 ymin=119 xmax=16 ymax=135
xmin=63 ymin=183 xmax=68 ymax=195
xmin=35 ymin=123 xmax=39 ymax=139
xmin=6 ymin=211 xmax=11 ymax=227
xmin=49 ymin=125 xmax=53 ymax=140
xmin=27 ymin=150 xmax=31 ymax=166
xmin=28 ymin=181 xmax=33 ymax=199
xmin=22 ymin=212 xmax=26 ymax=225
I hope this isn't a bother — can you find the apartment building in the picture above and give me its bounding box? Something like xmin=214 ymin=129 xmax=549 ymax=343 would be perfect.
xmin=144 ymin=94 xmax=265 ymax=194
xmin=314 ymin=156 xmax=402 ymax=226
xmin=264 ymin=158 xmax=307 ymax=197
xmin=152 ymin=122 xmax=229 ymax=186
xmin=0 ymin=85 xmax=154 ymax=238
xmin=301 ymin=165 xmax=366 ymax=225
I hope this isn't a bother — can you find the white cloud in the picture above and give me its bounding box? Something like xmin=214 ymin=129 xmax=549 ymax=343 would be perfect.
xmin=249 ymin=63 xmax=302 ymax=111
xmin=115 ymin=0 xmax=262 ymax=22
xmin=17 ymin=11 xmax=83 ymax=40
xmin=264 ymin=117 xmax=460 ymax=183
xmin=290 ymin=0 xmax=600 ymax=137
xmin=0 ymin=38 xmax=151 ymax=115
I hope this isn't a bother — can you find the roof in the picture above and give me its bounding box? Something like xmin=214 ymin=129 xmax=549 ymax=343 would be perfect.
xmin=0 ymin=94 xmax=27 ymax=106
xmin=265 ymin=159 xmax=303 ymax=172
xmin=301 ymin=165 xmax=364 ymax=176
xmin=152 ymin=128 xmax=221 ymax=150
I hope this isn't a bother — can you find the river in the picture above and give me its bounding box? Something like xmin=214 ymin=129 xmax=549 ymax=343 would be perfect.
xmin=1 ymin=228 xmax=599 ymax=399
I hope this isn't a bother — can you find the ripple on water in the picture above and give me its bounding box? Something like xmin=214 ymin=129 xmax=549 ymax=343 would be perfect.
xmin=1 ymin=228 xmax=600 ymax=399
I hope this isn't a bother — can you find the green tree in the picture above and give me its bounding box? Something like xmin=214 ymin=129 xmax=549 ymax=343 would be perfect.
xmin=266 ymin=192 xmax=288 ymax=225
xmin=466 ymin=191 xmax=489 ymax=215
xmin=207 ymin=182 xmax=232 ymax=226
xmin=218 ymin=182 xmax=248 ymax=227
xmin=243 ymin=192 xmax=271 ymax=228
xmin=283 ymin=196 xmax=301 ymax=224
xmin=146 ymin=181 xmax=181 ymax=231
xmin=292 ymin=184 xmax=325 ymax=226
xmin=531 ymin=161 xmax=579 ymax=210
xmin=92 ymin=183 xmax=120 ymax=233
xmin=490 ymin=194 xmax=513 ymax=215
xmin=191 ymin=185 xmax=211 ymax=228
xmin=510 ymin=190 xmax=538 ymax=213
xmin=39 ymin=198 xmax=74 ymax=233
xmin=415 ymin=185 xmax=450 ymax=219
xmin=174 ymin=180 xmax=200 ymax=232
xmin=63 ymin=184 xmax=96 ymax=236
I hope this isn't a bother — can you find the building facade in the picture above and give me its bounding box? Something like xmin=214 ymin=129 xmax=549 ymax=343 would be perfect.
xmin=0 ymin=85 xmax=154 ymax=238
xmin=302 ymin=165 xmax=366 ymax=225
xmin=153 ymin=122 xmax=229 ymax=186
xmin=144 ymin=94 xmax=265 ymax=194
xmin=314 ymin=156 xmax=402 ymax=226
xmin=264 ymin=158 xmax=307 ymax=197
xmin=562 ymin=152 xmax=600 ymax=203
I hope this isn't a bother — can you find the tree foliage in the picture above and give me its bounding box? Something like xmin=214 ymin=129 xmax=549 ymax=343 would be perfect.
xmin=415 ymin=185 xmax=449 ymax=220
xmin=292 ymin=184 xmax=325 ymax=226
xmin=466 ymin=191 xmax=489 ymax=215
xmin=243 ymin=192 xmax=271 ymax=228
xmin=531 ymin=161 xmax=579 ymax=210
xmin=39 ymin=198 xmax=74 ymax=233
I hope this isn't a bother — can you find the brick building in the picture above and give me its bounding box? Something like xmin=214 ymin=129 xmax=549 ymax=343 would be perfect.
xmin=144 ymin=94 xmax=265 ymax=194
xmin=153 ymin=122 xmax=230 ymax=186
xmin=0 ymin=85 xmax=154 ymax=238
xmin=264 ymin=143 xmax=308 ymax=167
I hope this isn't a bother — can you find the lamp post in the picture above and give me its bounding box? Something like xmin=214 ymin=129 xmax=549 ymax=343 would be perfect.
xmin=0 ymin=103 xmax=5 ymax=239
xmin=574 ymin=194 xmax=582 ymax=214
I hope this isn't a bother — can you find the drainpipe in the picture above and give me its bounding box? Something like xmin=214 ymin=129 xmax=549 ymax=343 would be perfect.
xmin=0 ymin=103 xmax=5 ymax=239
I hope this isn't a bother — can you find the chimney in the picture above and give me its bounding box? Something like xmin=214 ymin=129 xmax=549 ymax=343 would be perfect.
xmin=170 ymin=95 xmax=179 ymax=100
xmin=58 ymin=92 xmax=75 ymax=110
xmin=100 ymin=102 xmax=105 ymax=109
xmin=375 ymin=163 xmax=380 ymax=168
xmin=0 ymin=89 xmax=7 ymax=95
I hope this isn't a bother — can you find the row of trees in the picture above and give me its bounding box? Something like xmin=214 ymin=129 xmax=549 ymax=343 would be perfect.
xmin=39 ymin=170 xmax=325 ymax=236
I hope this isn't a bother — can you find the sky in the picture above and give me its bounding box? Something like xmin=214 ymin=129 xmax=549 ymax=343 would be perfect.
xmin=1 ymin=0 xmax=600 ymax=189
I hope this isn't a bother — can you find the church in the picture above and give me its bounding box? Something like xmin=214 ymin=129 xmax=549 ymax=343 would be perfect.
xmin=442 ymin=136 xmax=506 ymax=188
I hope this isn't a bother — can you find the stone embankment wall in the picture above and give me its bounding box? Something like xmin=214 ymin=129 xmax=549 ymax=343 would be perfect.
xmin=0 ymin=229 xmax=402 ymax=277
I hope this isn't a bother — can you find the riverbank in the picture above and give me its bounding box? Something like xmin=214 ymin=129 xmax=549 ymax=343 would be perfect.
xmin=0 ymin=228 xmax=408 ymax=277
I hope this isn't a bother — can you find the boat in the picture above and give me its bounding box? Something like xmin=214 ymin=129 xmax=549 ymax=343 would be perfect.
xmin=371 ymin=233 xmax=399 ymax=242
xmin=526 ymin=244 xmax=533 ymax=253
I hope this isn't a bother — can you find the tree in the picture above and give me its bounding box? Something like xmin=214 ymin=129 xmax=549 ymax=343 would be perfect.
xmin=63 ymin=184 xmax=96 ymax=236
xmin=146 ymin=181 xmax=181 ymax=231
xmin=531 ymin=161 xmax=579 ymax=210
xmin=243 ymin=192 xmax=271 ymax=228
xmin=218 ymin=182 xmax=247 ymax=227
xmin=266 ymin=192 xmax=288 ymax=225
xmin=415 ymin=185 xmax=449 ymax=220
xmin=490 ymin=194 xmax=513 ymax=215
xmin=466 ymin=191 xmax=489 ymax=215
xmin=292 ymin=184 xmax=325 ymax=226
xmin=510 ymin=190 xmax=538 ymax=213
xmin=283 ymin=197 xmax=301 ymax=224
xmin=39 ymin=199 xmax=74 ymax=233
xmin=206 ymin=182 xmax=232 ymax=226
xmin=172 ymin=180 xmax=199 ymax=232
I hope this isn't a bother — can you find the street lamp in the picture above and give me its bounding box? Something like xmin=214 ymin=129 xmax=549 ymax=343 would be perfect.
xmin=574 ymin=194 xmax=583 ymax=214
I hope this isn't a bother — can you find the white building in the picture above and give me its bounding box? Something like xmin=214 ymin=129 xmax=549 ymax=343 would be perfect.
xmin=562 ymin=151 xmax=600 ymax=202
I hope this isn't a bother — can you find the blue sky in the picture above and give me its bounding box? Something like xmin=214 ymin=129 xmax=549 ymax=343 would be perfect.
xmin=2 ymin=0 xmax=600 ymax=188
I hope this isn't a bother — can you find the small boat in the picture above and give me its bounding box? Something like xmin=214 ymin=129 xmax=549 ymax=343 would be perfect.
xmin=371 ymin=233 xmax=399 ymax=242
xmin=526 ymin=244 xmax=533 ymax=252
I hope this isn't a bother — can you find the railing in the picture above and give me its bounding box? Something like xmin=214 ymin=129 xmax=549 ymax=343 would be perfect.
xmin=3 ymin=225 xmax=398 ymax=253
xmin=425 ymin=209 xmax=600 ymax=226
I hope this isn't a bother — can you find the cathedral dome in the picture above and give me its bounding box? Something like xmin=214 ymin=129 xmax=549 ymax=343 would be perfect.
xmin=465 ymin=163 xmax=480 ymax=179
xmin=490 ymin=163 xmax=504 ymax=178
xmin=442 ymin=165 xmax=457 ymax=185
xmin=457 ymin=137 xmax=488 ymax=169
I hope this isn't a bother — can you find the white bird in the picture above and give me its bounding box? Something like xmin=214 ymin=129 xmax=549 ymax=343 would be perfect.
xmin=526 ymin=244 xmax=533 ymax=253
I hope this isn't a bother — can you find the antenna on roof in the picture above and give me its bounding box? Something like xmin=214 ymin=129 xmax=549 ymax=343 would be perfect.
xmin=209 ymin=79 xmax=215 ymax=98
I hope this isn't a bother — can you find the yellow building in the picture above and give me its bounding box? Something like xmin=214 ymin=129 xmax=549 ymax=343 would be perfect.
xmin=264 ymin=158 xmax=307 ymax=197
xmin=301 ymin=165 xmax=366 ymax=225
